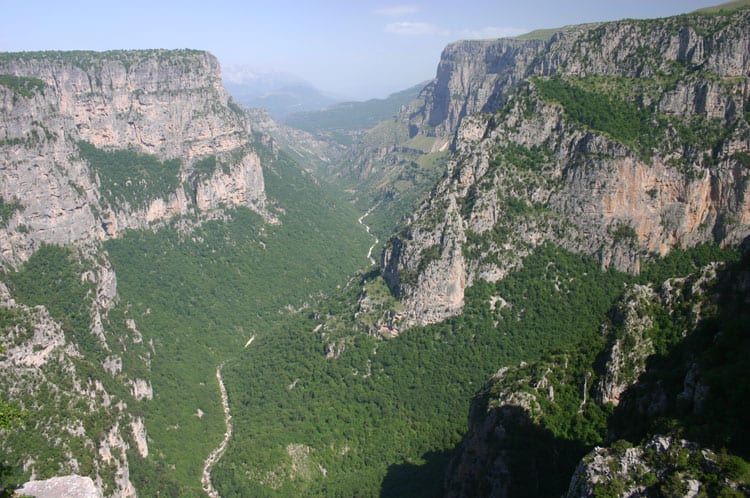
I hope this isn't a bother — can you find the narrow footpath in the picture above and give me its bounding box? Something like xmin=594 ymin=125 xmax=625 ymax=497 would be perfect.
xmin=201 ymin=365 xmax=232 ymax=498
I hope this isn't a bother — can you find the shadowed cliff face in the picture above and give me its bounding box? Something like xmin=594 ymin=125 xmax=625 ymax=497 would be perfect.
xmin=445 ymin=404 xmax=588 ymax=498
xmin=0 ymin=50 xmax=271 ymax=267
xmin=382 ymin=9 xmax=750 ymax=331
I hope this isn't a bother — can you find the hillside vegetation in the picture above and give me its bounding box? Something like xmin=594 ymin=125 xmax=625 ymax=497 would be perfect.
xmin=0 ymin=138 xmax=372 ymax=496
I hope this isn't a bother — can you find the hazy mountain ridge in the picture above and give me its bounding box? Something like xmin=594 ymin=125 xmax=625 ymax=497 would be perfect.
xmin=283 ymin=82 xmax=427 ymax=138
xmin=226 ymin=81 xmax=340 ymax=120
xmin=223 ymin=67 xmax=341 ymax=119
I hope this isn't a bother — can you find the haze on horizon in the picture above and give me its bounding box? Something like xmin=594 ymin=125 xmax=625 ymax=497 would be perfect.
xmin=0 ymin=0 xmax=733 ymax=100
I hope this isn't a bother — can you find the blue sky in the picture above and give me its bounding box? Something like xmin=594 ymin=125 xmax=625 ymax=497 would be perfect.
xmin=0 ymin=0 xmax=731 ymax=99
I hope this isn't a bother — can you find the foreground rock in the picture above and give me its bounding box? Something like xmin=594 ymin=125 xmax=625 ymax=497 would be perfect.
xmin=17 ymin=475 xmax=102 ymax=498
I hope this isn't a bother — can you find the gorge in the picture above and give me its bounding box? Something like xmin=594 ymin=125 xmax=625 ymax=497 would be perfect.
xmin=2 ymin=2 xmax=750 ymax=497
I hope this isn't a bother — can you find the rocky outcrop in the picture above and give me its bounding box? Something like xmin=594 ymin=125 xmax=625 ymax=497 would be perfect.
xmin=595 ymin=262 xmax=720 ymax=406
xmin=16 ymin=475 xmax=102 ymax=498
xmin=128 ymin=378 xmax=153 ymax=401
xmin=382 ymin=196 xmax=468 ymax=328
xmin=129 ymin=417 xmax=148 ymax=459
xmin=446 ymin=255 xmax=750 ymax=498
xmin=0 ymin=50 xmax=271 ymax=267
xmin=0 ymin=283 xmax=69 ymax=368
xmin=567 ymin=436 xmax=748 ymax=498
xmin=97 ymin=423 xmax=136 ymax=497
xmin=446 ymin=339 xmax=640 ymax=498
xmin=0 ymin=278 xmax=138 ymax=497
xmin=444 ymin=362 xmax=560 ymax=498
xmin=383 ymin=8 xmax=750 ymax=330
xmin=595 ymin=285 xmax=656 ymax=406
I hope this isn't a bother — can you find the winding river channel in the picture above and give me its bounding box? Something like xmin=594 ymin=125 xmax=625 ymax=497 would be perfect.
xmin=201 ymin=365 xmax=232 ymax=498
xmin=358 ymin=201 xmax=381 ymax=265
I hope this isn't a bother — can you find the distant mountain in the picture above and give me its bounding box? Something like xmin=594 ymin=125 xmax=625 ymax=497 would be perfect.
xmin=226 ymin=82 xmax=340 ymax=120
xmin=222 ymin=67 xmax=340 ymax=119
xmin=282 ymin=82 xmax=428 ymax=136
xmin=222 ymin=65 xmax=303 ymax=92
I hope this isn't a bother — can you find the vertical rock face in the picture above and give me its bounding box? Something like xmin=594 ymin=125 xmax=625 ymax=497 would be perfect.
xmin=444 ymin=362 xmax=557 ymax=498
xmin=382 ymin=196 xmax=469 ymax=327
xmin=0 ymin=49 xmax=270 ymax=267
xmin=383 ymin=8 xmax=750 ymax=330
xmin=411 ymin=38 xmax=546 ymax=137
xmin=594 ymin=285 xmax=656 ymax=406
xmin=411 ymin=11 xmax=750 ymax=139
xmin=1 ymin=50 xmax=243 ymax=157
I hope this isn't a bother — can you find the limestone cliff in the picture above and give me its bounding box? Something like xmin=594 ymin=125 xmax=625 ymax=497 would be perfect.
xmin=411 ymin=37 xmax=546 ymax=137
xmin=0 ymin=49 xmax=270 ymax=266
xmin=383 ymin=8 xmax=750 ymax=330
xmin=410 ymin=8 xmax=749 ymax=139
